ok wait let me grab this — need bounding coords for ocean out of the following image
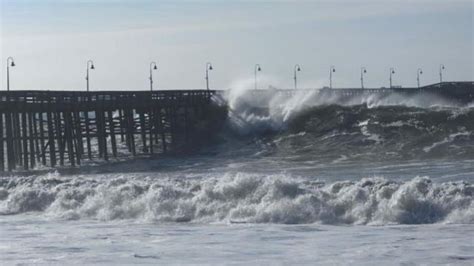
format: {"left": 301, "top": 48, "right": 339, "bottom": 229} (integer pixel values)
{"left": 1, "top": 88, "right": 473, "bottom": 265}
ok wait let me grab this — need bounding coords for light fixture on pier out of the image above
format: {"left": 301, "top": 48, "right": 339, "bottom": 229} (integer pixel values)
{"left": 6, "top": 57, "right": 15, "bottom": 91}
{"left": 417, "top": 68, "right": 423, "bottom": 88}
{"left": 206, "top": 62, "right": 213, "bottom": 91}
{"left": 255, "top": 64, "right": 262, "bottom": 90}
{"left": 360, "top": 67, "right": 367, "bottom": 89}
{"left": 86, "top": 60, "right": 95, "bottom": 92}
{"left": 150, "top": 61, "right": 158, "bottom": 91}
{"left": 389, "top": 67, "right": 396, "bottom": 88}
{"left": 439, "top": 64, "right": 445, "bottom": 83}
{"left": 294, "top": 64, "right": 301, "bottom": 89}
{"left": 329, "top": 66, "right": 336, "bottom": 89}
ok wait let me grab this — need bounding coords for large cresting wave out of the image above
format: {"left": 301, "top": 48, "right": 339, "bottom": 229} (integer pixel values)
{"left": 222, "top": 84, "right": 474, "bottom": 161}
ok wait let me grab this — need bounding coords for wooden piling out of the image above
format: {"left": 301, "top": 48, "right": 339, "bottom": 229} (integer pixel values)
{"left": 55, "top": 112, "right": 65, "bottom": 166}
{"left": 139, "top": 111, "right": 147, "bottom": 153}
{"left": 21, "top": 112, "right": 29, "bottom": 170}
{"left": 28, "top": 112, "right": 36, "bottom": 169}
{"left": 108, "top": 110, "right": 117, "bottom": 158}
{"left": 84, "top": 111, "right": 92, "bottom": 160}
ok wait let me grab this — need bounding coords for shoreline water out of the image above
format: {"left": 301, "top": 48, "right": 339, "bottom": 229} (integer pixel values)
{"left": 2, "top": 214, "right": 473, "bottom": 265}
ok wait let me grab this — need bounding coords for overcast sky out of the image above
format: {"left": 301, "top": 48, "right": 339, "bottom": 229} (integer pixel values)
{"left": 0, "top": 0, "right": 472, "bottom": 90}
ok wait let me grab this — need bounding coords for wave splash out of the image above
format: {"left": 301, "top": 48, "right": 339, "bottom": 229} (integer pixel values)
{"left": 224, "top": 82, "right": 470, "bottom": 135}
{"left": 221, "top": 83, "right": 474, "bottom": 161}
{"left": 1, "top": 173, "right": 472, "bottom": 225}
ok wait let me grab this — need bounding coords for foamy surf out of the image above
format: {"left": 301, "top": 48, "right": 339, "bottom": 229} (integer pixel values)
{"left": 1, "top": 172, "right": 472, "bottom": 225}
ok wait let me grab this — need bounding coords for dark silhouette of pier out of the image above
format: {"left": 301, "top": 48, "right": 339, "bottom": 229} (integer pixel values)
{"left": 0, "top": 81, "right": 472, "bottom": 172}
{"left": 0, "top": 90, "right": 224, "bottom": 172}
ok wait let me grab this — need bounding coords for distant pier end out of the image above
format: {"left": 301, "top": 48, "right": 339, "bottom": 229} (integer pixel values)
{"left": 250, "top": 82, "right": 474, "bottom": 105}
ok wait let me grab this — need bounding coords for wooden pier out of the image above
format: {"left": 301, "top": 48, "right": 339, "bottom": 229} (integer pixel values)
{"left": 1, "top": 82, "right": 471, "bottom": 172}
{"left": 0, "top": 90, "right": 224, "bottom": 172}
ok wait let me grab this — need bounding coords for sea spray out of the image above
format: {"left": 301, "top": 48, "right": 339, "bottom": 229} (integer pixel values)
{"left": 223, "top": 79, "right": 468, "bottom": 138}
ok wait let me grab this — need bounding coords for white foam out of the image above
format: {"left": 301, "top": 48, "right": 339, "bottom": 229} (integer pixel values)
{"left": 423, "top": 132, "right": 471, "bottom": 153}
{"left": 1, "top": 173, "right": 472, "bottom": 225}
{"left": 223, "top": 80, "right": 469, "bottom": 136}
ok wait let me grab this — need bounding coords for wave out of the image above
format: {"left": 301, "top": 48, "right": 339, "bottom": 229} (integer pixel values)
{"left": 221, "top": 86, "right": 474, "bottom": 161}
{"left": 1, "top": 172, "right": 472, "bottom": 225}
{"left": 224, "top": 84, "right": 471, "bottom": 132}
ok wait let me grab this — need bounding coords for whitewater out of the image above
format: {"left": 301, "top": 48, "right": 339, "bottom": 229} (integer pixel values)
{"left": 1, "top": 84, "right": 473, "bottom": 265}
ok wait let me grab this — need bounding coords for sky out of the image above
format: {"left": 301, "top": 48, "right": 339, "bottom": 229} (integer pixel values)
{"left": 0, "top": 0, "right": 473, "bottom": 91}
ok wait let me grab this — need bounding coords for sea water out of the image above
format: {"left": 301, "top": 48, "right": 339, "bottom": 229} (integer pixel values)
{"left": 1, "top": 89, "right": 473, "bottom": 265}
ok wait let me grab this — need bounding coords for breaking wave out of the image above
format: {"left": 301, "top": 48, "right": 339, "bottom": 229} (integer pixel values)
{"left": 222, "top": 87, "right": 474, "bottom": 161}
{"left": 1, "top": 173, "right": 472, "bottom": 225}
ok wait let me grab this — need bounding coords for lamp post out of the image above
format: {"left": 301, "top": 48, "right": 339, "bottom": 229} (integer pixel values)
{"left": 439, "top": 64, "right": 445, "bottom": 83}
{"left": 254, "top": 64, "right": 262, "bottom": 90}
{"left": 389, "top": 67, "right": 395, "bottom": 88}
{"left": 293, "top": 64, "right": 301, "bottom": 89}
{"left": 417, "top": 68, "right": 423, "bottom": 88}
{"left": 149, "top": 61, "right": 158, "bottom": 91}
{"left": 329, "top": 66, "right": 336, "bottom": 89}
{"left": 205, "top": 62, "right": 213, "bottom": 91}
{"left": 86, "top": 60, "right": 95, "bottom": 92}
{"left": 360, "top": 67, "right": 367, "bottom": 89}
{"left": 6, "top": 57, "right": 15, "bottom": 91}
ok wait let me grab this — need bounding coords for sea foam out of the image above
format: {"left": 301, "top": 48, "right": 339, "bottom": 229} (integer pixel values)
{"left": 1, "top": 173, "right": 472, "bottom": 225}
